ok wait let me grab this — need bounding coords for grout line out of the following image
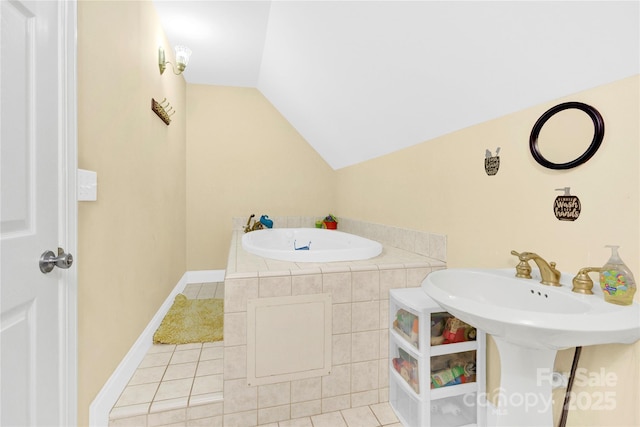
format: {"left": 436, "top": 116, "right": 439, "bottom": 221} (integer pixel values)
{"left": 188, "top": 344, "right": 204, "bottom": 406}
{"left": 338, "top": 409, "right": 348, "bottom": 427}
{"left": 147, "top": 366, "right": 166, "bottom": 412}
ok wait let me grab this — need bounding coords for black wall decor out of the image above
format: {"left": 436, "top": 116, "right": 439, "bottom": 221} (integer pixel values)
{"left": 554, "top": 187, "right": 581, "bottom": 221}
{"left": 530, "top": 102, "right": 604, "bottom": 170}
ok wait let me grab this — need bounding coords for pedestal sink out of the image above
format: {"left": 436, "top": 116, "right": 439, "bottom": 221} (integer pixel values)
{"left": 422, "top": 268, "right": 640, "bottom": 427}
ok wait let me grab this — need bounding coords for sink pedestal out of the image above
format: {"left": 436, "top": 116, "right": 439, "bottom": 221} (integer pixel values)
{"left": 492, "top": 337, "right": 557, "bottom": 427}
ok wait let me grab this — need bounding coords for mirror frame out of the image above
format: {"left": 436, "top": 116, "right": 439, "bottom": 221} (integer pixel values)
{"left": 529, "top": 101, "right": 605, "bottom": 170}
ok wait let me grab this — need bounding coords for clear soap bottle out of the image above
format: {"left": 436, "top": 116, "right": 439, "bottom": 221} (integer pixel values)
{"left": 599, "top": 245, "right": 637, "bottom": 305}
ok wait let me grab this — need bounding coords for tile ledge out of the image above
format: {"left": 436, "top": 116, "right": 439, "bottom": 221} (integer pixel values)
{"left": 225, "top": 271, "right": 259, "bottom": 279}
{"left": 189, "top": 392, "right": 224, "bottom": 407}
{"left": 109, "top": 403, "right": 150, "bottom": 420}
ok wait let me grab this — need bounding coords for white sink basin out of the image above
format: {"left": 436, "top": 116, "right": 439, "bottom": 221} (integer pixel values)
{"left": 422, "top": 268, "right": 640, "bottom": 350}
{"left": 423, "top": 268, "right": 640, "bottom": 426}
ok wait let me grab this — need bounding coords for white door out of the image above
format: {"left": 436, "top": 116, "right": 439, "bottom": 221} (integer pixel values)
{"left": 1, "top": 0, "right": 77, "bottom": 425}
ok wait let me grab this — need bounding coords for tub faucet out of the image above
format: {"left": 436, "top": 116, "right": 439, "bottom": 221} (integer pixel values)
{"left": 511, "top": 250, "right": 561, "bottom": 286}
{"left": 244, "top": 214, "right": 263, "bottom": 233}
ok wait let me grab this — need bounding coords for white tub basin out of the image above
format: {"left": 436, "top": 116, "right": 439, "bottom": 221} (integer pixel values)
{"left": 241, "top": 228, "right": 382, "bottom": 262}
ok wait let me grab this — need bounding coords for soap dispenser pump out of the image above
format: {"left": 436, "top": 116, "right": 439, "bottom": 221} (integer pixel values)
{"left": 599, "top": 245, "right": 636, "bottom": 305}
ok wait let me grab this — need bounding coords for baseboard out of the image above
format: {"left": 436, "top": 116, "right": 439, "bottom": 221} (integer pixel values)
{"left": 184, "top": 269, "right": 226, "bottom": 284}
{"left": 88, "top": 270, "right": 225, "bottom": 427}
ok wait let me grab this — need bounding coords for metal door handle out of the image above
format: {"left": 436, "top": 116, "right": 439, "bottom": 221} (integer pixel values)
{"left": 39, "top": 247, "right": 73, "bottom": 274}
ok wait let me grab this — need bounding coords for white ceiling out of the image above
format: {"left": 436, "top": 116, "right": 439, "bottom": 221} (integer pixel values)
{"left": 153, "top": 1, "right": 639, "bottom": 170}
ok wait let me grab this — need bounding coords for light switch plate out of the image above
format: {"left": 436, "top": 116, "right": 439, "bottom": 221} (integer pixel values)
{"left": 78, "top": 169, "right": 97, "bottom": 201}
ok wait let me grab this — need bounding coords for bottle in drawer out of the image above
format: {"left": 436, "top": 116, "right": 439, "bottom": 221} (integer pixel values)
{"left": 430, "top": 351, "right": 476, "bottom": 389}
{"left": 431, "top": 312, "right": 476, "bottom": 346}
{"left": 392, "top": 346, "right": 420, "bottom": 394}
{"left": 431, "top": 393, "right": 478, "bottom": 426}
{"left": 393, "top": 308, "right": 419, "bottom": 348}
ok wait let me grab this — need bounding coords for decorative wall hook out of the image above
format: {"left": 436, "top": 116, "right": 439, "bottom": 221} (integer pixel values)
{"left": 151, "top": 97, "right": 173, "bottom": 125}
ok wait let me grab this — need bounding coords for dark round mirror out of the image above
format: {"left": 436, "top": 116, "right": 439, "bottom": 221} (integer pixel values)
{"left": 529, "top": 102, "right": 604, "bottom": 170}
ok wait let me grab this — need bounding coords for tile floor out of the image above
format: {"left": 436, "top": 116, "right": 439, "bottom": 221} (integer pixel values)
{"left": 109, "top": 282, "right": 402, "bottom": 427}
{"left": 109, "top": 283, "right": 225, "bottom": 426}
{"left": 262, "top": 404, "right": 402, "bottom": 427}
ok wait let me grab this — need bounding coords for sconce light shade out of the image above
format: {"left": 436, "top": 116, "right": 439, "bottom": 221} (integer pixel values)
{"left": 174, "top": 45, "right": 192, "bottom": 72}
{"left": 159, "top": 45, "right": 192, "bottom": 75}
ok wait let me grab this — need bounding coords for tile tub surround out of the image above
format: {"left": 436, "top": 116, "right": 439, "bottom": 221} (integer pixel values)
{"left": 224, "top": 219, "right": 446, "bottom": 426}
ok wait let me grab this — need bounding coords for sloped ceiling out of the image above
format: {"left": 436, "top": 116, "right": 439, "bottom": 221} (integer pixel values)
{"left": 154, "top": 1, "right": 639, "bottom": 170}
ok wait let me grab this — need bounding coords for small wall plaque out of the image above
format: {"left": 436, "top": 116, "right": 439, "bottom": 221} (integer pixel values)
{"left": 485, "top": 147, "right": 501, "bottom": 176}
{"left": 554, "top": 187, "right": 581, "bottom": 221}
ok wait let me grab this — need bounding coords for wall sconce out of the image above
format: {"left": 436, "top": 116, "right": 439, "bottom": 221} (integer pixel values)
{"left": 158, "top": 45, "right": 192, "bottom": 75}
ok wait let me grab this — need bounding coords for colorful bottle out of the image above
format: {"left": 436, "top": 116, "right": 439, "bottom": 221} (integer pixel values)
{"left": 410, "top": 318, "right": 419, "bottom": 346}
{"left": 599, "top": 245, "right": 636, "bottom": 306}
{"left": 431, "top": 365, "right": 465, "bottom": 388}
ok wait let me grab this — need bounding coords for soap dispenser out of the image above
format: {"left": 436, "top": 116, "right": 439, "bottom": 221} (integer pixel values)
{"left": 599, "top": 245, "right": 636, "bottom": 305}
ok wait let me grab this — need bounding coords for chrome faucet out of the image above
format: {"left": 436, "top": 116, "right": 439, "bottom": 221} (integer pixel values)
{"left": 244, "top": 214, "right": 263, "bottom": 233}
{"left": 511, "top": 250, "right": 561, "bottom": 286}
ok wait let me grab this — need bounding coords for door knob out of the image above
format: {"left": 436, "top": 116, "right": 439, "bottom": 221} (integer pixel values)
{"left": 39, "top": 247, "right": 73, "bottom": 274}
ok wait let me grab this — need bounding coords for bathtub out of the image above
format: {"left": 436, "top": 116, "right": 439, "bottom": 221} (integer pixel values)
{"left": 241, "top": 228, "right": 383, "bottom": 262}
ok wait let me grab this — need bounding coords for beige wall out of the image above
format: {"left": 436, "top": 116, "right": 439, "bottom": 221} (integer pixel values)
{"left": 335, "top": 76, "right": 640, "bottom": 426}
{"left": 186, "top": 85, "right": 335, "bottom": 270}
{"left": 76, "top": 1, "right": 638, "bottom": 423}
{"left": 77, "top": 1, "right": 187, "bottom": 424}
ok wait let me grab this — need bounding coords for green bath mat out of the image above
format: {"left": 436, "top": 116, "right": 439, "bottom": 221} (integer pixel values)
{"left": 153, "top": 294, "right": 224, "bottom": 344}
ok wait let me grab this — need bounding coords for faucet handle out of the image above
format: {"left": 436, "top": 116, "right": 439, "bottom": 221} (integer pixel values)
{"left": 511, "top": 250, "right": 539, "bottom": 260}
{"left": 511, "top": 250, "right": 525, "bottom": 260}
{"left": 511, "top": 250, "right": 532, "bottom": 279}
{"left": 572, "top": 267, "right": 602, "bottom": 295}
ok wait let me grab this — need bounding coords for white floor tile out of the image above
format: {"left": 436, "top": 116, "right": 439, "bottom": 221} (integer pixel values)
{"left": 147, "top": 344, "right": 176, "bottom": 354}
{"left": 341, "top": 406, "right": 380, "bottom": 427}
{"left": 170, "top": 348, "right": 201, "bottom": 364}
{"left": 115, "top": 383, "right": 159, "bottom": 407}
{"left": 310, "top": 411, "right": 347, "bottom": 427}
{"left": 200, "top": 345, "right": 224, "bottom": 361}
{"left": 278, "top": 417, "right": 313, "bottom": 427}
{"left": 154, "top": 378, "right": 194, "bottom": 401}
{"left": 192, "top": 374, "right": 223, "bottom": 395}
{"left": 369, "top": 402, "right": 398, "bottom": 425}
{"left": 163, "top": 362, "right": 197, "bottom": 381}
{"left": 129, "top": 366, "right": 167, "bottom": 386}
{"left": 196, "top": 358, "right": 223, "bottom": 376}
{"left": 139, "top": 352, "right": 173, "bottom": 369}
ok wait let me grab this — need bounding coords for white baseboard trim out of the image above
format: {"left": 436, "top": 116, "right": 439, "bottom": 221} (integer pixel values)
{"left": 184, "top": 269, "right": 226, "bottom": 284}
{"left": 89, "top": 270, "right": 225, "bottom": 427}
